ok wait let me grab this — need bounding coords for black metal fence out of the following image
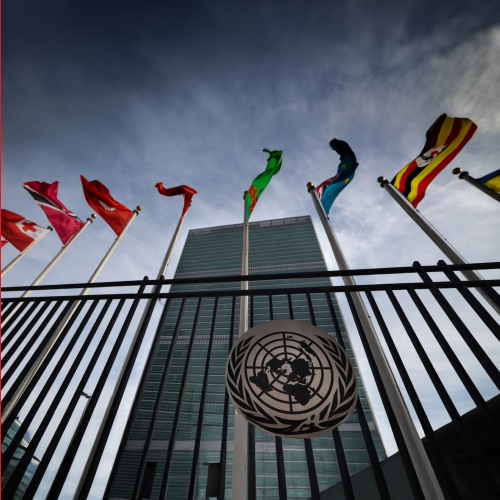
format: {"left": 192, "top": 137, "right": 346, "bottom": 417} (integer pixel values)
{"left": 1, "top": 260, "right": 500, "bottom": 500}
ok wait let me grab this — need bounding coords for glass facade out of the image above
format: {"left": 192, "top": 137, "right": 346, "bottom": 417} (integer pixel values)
{"left": 107, "top": 215, "right": 386, "bottom": 500}
{"left": 1, "top": 416, "right": 40, "bottom": 499}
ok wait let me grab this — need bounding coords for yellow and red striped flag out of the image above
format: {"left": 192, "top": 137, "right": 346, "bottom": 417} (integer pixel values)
{"left": 392, "top": 114, "right": 477, "bottom": 207}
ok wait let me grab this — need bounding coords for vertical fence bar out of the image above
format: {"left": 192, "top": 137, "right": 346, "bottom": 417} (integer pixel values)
{"left": 287, "top": 290, "right": 294, "bottom": 320}
{"left": 74, "top": 278, "right": 166, "bottom": 500}
{"left": 345, "top": 292, "right": 425, "bottom": 500}
{"left": 437, "top": 261, "right": 500, "bottom": 339}
{"left": 102, "top": 297, "right": 173, "bottom": 500}
{"left": 1, "top": 300, "right": 67, "bottom": 390}
{"left": 386, "top": 289, "right": 500, "bottom": 495}
{"left": 303, "top": 290, "right": 324, "bottom": 500}
{"left": 1, "top": 300, "right": 31, "bottom": 335}
{"left": 247, "top": 291, "right": 256, "bottom": 500}
{"left": 275, "top": 436, "right": 288, "bottom": 500}
{"left": 250, "top": 292, "right": 254, "bottom": 328}
{"left": 46, "top": 278, "right": 150, "bottom": 500}
{"left": 413, "top": 262, "right": 500, "bottom": 390}
{"left": 365, "top": 290, "right": 462, "bottom": 500}
{"left": 304, "top": 438, "right": 320, "bottom": 500}
{"left": 187, "top": 295, "right": 219, "bottom": 500}
{"left": 247, "top": 423, "right": 257, "bottom": 500}
{"left": 407, "top": 286, "right": 500, "bottom": 441}
{"left": 132, "top": 296, "right": 188, "bottom": 500}
{"left": 0, "top": 301, "right": 38, "bottom": 348}
{"left": 1, "top": 300, "right": 100, "bottom": 475}
{"left": 1, "top": 297, "right": 109, "bottom": 496}
{"left": 1, "top": 302, "right": 17, "bottom": 324}
{"left": 331, "top": 429, "right": 355, "bottom": 500}
{"left": 2, "top": 299, "right": 80, "bottom": 426}
{"left": 332, "top": 292, "right": 391, "bottom": 500}
{"left": 2, "top": 301, "right": 51, "bottom": 363}
{"left": 324, "top": 292, "right": 357, "bottom": 500}
{"left": 218, "top": 294, "right": 237, "bottom": 500}
{"left": 22, "top": 299, "right": 125, "bottom": 500}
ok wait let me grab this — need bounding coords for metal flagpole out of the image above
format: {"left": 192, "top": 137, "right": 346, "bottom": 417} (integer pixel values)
{"left": 1, "top": 216, "right": 96, "bottom": 328}
{"left": 72, "top": 205, "right": 189, "bottom": 500}
{"left": 306, "top": 182, "right": 445, "bottom": 500}
{"left": 1, "top": 226, "right": 53, "bottom": 278}
{"left": 1, "top": 216, "right": 96, "bottom": 425}
{"left": 452, "top": 168, "right": 500, "bottom": 204}
{"left": 232, "top": 191, "right": 249, "bottom": 500}
{"left": 377, "top": 177, "right": 500, "bottom": 315}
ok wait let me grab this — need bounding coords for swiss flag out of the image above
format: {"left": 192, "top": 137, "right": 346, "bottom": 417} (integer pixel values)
{"left": 1, "top": 209, "right": 50, "bottom": 252}
{"left": 81, "top": 176, "right": 135, "bottom": 236}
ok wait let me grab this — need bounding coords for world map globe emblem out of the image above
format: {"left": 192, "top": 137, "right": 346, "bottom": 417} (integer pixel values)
{"left": 226, "top": 319, "right": 358, "bottom": 438}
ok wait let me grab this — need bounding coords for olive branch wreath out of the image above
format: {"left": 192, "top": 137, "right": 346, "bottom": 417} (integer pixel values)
{"left": 226, "top": 333, "right": 358, "bottom": 436}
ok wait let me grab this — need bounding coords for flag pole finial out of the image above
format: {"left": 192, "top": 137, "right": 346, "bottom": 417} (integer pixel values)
{"left": 243, "top": 190, "right": 248, "bottom": 199}
{"left": 306, "top": 182, "right": 315, "bottom": 192}
{"left": 377, "top": 176, "right": 388, "bottom": 186}
{"left": 452, "top": 168, "right": 462, "bottom": 175}
{"left": 136, "top": 206, "right": 142, "bottom": 211}
{"left": 90, "top": 213, "right": 97, "bottom": 219}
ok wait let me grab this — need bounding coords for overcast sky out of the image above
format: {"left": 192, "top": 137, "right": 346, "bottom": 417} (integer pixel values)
{"left": 2, "top": 0, "right": 500, "bottom": 498}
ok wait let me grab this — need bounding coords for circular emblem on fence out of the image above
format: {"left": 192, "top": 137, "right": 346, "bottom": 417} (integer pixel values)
{"left": 226, "top": 319, "right": 358, "bottom": 438}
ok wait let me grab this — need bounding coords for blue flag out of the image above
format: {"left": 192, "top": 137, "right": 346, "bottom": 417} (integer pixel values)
{"left": 316, "top": 139, "right": 358, "bottom": 214}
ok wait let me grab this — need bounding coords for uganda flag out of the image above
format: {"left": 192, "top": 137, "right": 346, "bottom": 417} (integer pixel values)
{"left": 392, "top": 114, "right": 477, "bottom": 207}
{"left": 246, "top": 149, "right": 283, "bottom": 220}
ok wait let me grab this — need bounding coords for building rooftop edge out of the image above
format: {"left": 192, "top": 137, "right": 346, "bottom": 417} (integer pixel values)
{"left": 187, "top": 215, "right": 313, "bottom": 236}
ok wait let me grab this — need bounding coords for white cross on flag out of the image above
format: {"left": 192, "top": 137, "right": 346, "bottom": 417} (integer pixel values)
{"left": 1, "top": 209, "right": 50, "bottom": 252}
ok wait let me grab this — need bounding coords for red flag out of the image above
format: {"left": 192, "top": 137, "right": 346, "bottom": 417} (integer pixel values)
{"left": 2, "top": 239, "right": 9, "bottom": 248}
{"left": 155, "top": 184, "right": 197, "bottom": 219}
{"left": 22, "top": 181, "right": 84, "bottom": 245}
{"left": 81, "top": 176, "right": 134, "bottom": 236}
{"left": 1, "top": 209, "right": 50, "bottom": 252}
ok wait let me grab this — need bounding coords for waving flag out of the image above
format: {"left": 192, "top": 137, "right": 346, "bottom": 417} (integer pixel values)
{"left": 81, "top": 176, "right": 134, "bottom": 236}
{"left": 477, "top": 168, "right": 500, "bottom": 194}
{"left": 317, "top": 139, "right": 358, "bottom": 214}
{"left": 1, "top": 209, "right": 50, "bottom": 252}
{"left": 245, "top": 149, "right": 283, "bottom": 220}
{"left": 22, "top": 181, "right": 84, "bottom": 245}
{"left": 155, "top": 184, "right": 198, "bottom": 220}
{"left": 392, "top": 114, "right": 477, "bottom": 207}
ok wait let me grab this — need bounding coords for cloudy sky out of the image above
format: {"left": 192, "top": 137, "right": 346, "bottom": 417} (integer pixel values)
{"left": 2, "top": 0, "right": 500, "bottom": 497}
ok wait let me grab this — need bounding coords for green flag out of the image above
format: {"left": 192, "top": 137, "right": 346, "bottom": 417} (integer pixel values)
{"left": 246, "top": 149, "right": 283, "bottom": 219}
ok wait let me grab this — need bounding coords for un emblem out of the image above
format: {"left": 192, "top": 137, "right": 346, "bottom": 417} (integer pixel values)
{"left": 226, "top": 319, "right": 358, "bottom": 438}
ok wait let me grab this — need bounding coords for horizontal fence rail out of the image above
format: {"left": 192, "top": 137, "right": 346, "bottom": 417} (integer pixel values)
{"left": 1, "top": 261, "right": 499, "bottom": 500}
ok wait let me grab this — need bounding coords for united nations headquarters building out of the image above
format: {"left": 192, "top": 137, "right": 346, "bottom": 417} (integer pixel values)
{"left": 105, "top": 216, "right": 387, "bottom": 500}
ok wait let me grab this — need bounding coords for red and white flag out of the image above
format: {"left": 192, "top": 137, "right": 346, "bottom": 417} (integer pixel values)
{"left": 1, "top": 209, "right": 50, "bottom": 252}
{"left": 155, "top": 184, "right": 197, "bottom": 220}
{"left": 22, "top": 181, "right": 84, "bottom": 245}
{"left": 81, "top": 176, "right": 134, "bottom": 236}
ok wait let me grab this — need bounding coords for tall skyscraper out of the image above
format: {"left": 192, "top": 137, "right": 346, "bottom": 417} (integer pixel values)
{"left": 107, "top": 215, "right": 386, "bottom": 500}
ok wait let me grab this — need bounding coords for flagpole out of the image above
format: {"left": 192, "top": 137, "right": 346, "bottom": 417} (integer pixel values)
{"left": 1, "top": 216, "right": 96, "bottom": 328}
{"left": 72, "top": 204, "right": 189, "bottom": 500}
{"left": 232, "top": 191, "right": 249, "bottom": 500}
{"left": 452, "top": 168, "right": 500, "bottom": 203}
{"left": 21, "top": 207, "right": 142, "bottom": 352}
{"left": 1, "top": 226, "right": 53, "bottom": 278}
{"left": 1, "top": 215, "right": 96, "bottom": 425}
{"left": 307, "top": 182, "right": 445, "bottom": 500}
{"left": 377, "top": 177, "right": 500, "bottom": 315}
